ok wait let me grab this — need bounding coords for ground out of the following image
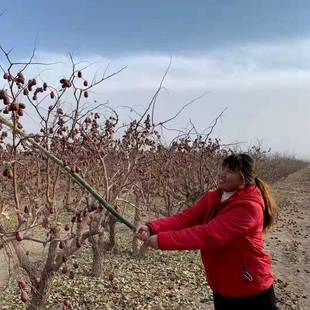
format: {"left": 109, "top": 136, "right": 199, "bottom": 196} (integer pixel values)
{"left": 265, "top": 166, "right": 310, "bottom": 310}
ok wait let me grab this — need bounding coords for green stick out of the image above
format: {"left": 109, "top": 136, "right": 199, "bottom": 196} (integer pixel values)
{"left": 0, "top": 115, "right": 136, "bottom": 232}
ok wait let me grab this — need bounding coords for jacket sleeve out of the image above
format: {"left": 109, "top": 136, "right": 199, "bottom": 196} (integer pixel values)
{"left": 146, "top": 192, "right": 209, "bottom": 234}
{"left": 157, "top": 200, "right": 263, "bottom": 251}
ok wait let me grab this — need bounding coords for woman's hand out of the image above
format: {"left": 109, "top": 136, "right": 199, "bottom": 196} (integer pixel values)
{"left": 136, "top": 224, "right": 151, "bottom": 242}
{"left": 136, "top": 224, "right": 158, "bottom": 249}
{"left": 147, "top": 235, "right": 158, "bottom": 249}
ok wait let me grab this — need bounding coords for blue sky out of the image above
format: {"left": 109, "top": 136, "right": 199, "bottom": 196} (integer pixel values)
{"left": 2, "top": 0, "right": 310, "bottom": 56}
{"left": 1, "top": 1, "right": 310, "bottom": 159}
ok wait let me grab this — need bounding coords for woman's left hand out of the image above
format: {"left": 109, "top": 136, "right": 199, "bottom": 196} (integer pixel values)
{"left": 147, "top": 235, "right": 158, "bottom": 249}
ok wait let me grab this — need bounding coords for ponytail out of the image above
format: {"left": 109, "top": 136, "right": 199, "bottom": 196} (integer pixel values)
{"left": 254, "top": 177, "right": 278, "bottom": 232}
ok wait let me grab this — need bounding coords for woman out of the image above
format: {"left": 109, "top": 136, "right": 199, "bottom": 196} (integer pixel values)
{"left": 136, "top": 153, "right": 278, "bottom": 310}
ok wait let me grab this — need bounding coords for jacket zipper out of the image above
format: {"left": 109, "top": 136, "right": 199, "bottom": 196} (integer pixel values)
{"left": 240, "top": 256, "right": 253, "bottom": 282}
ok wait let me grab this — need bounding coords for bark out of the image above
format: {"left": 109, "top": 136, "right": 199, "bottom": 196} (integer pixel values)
{"left": 28, "top": 231, "right": 59, "bottom": 310}
{"left": 27, "top": 271, "right": 54, "bottom": 310}
{"left": 137, "top": 242, "right": 148, "bottom": 259}
{"left": 91, "top": 246, "right": 105, "bottom": 278}
{"left": 36, "top": 161, "right": 41, "bottom": 195}
{"left": 63, "top": 176, "right": 73, "bottom": 211}
{"left": 11, "top": 240, "right": 54, "bottom": 310}
{"left": 166, "top": 193, "right": 171, "bottom": 216}
{"left": 104, "top": 216, "right": 117, "bottom": 251}
{"left": 89, "top": 235, "right": 105, "bottom": 278}
{"left": 132, "top": 196, "right": 140, "bottom": 256}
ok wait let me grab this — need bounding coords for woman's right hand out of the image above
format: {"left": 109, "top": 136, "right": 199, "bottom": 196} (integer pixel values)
{"left": 136, "top": 224, "right": 151, "bottom": 242}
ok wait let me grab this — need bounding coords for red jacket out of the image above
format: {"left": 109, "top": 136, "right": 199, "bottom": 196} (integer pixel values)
{"left": 147, "top": 185, "right": 274, "bottom": 297}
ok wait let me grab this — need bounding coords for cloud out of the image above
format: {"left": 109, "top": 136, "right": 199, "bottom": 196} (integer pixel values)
{"left": 1, "top": 37, "right": 310, "bottom": 159}
{"left": 10, "top": 36, "right": 310, "bottom": 92}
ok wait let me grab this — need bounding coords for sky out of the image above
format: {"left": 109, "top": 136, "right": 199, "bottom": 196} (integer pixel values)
{"left": 1, "top": 0, "right": 310, "bottom": 159}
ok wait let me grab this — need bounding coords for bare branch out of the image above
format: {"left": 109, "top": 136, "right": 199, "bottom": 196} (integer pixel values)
{"left": 157, "top": 91, "right": 208, "bottom": 126}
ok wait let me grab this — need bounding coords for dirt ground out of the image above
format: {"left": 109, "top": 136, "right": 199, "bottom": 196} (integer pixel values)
{"left": 264, "top": 165, "right": 310, "bottom": 309}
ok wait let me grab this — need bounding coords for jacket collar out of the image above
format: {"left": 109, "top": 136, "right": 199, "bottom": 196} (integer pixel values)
{"left": 214, "top": 184, "right": 259, "bottom": 205}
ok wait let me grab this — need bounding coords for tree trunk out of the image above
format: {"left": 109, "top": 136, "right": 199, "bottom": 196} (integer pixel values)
{"left": 137, "top": 242, "right": 148, "bottom": 259}
{"left": 104, "top": 216, "right": 116, "bottom": 251}
{"left": 11, "top": 240, "right": 55, "bottom": 310}
{"left": 132, "top": 197, "right": 140, "bottom": 256}
{"left": 27, "top": 272, "right": 53, "bottom": 310}
{"left": 36, "top": 161, "right": 41, "bottom": 195}
{"left": 90, "top": 236, "right": 105, "bottom": 278}
{"left": 91, "top": 249, "right": 104, "bottom": 278}
{"left": 166, "top": 193, "right": 171, "bottom": 216}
